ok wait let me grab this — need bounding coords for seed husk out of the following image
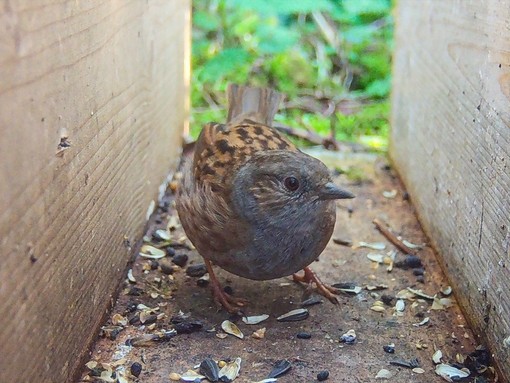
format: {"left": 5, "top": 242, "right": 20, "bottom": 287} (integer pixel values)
{"left": 332, "top": 282, "right": 362, "bottom": 294}
{"left": 367, "top": 253, "right": 385, "bottom": 263}
{"left": 358, "top": 241, "right": 387, "bottom": 250}
{"left": 413, "top": 317, "right": 430, "bottom": 327}
{"left": 153, "top": 229, "right": 171, "bottom": 241}
{"left": 407, "top": 287, "right": 435, "bottom": 300}
{"left": 242, "top": 314, "right": 269, "bottom": 325}
{"left": 199, "top": 357, "right": 220, "bottom": 382}
{"left": 370, "top": 305, "right": 385, "bottom": 312}
{"left": 435, "top": 363, "right": 470, "bottom": 381}
{"left": 219, "top": 357, "right": 242, "bottom": 381}
{"left": 441, "top": 286, "right": 452, "bottom": 296}
{"left": 395, "top": 299, "right": 405, "bottom": 312}
{"left": 277, "top": 308, "right": 309, "bottom": 322}
{"left": 267, "top": 359, "right": 291, "bottom": 379}
{"left": 221, "top": 320, "right": 244, "bottom": 339}
{"left": 432, "top": 350, "right": 443, "bottom": 364}
{"left": 180, "top": 370, "right": 206, "bottom": 382}
{"left": 251, "top": 327, "right": 266, "bottom": 339}
{"left": 340, "top": 329, "right": 356, "bottom": 344}
{"left": 169, "top": 372, "right": 181, "bottom": 381}
{"left": 139, "top": 245, "right": 166, "bottom": 259}
{"left": 375, "top": 369, "right": 393, "bottom": 379}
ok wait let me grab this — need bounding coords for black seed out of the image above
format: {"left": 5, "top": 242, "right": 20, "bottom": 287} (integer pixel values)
{"left": 268, "top": 359, "right": 291, "bottom": 378}
{"left": 197, "top": 278, "right": 209, "bottom": 287}
{"left": 383, "top": 344, "right": 395, "bottom": 353}
{"left": 412, "top": 267, "right": 425, "bottom": 276}
{"left": 301, "top": 296, "right": 323, "bottom": 307}
{"left": 125, "top": 302, "right": 138, "bottom": 313}
{"left": 186, "top": 263, "right": 207, "bottom": 277}
{"left": 127, "top": 287, "right": 143, "bottom": 296}
{"left": 160, "top": 259, "right": 174, "bottom": 275}
{"left": 199, "top": 357, "right": 219, "bottom": 382}
{"left": 165, "top": 246, "right": 176, "bottom": 257}
{"left": 402, "top": 191, "right": 410, "bottom": 200}
{"left": 172, "top": 253, "right": 189, "bottom": 267}
{"left": 317, "top": 370, "right": 329, "bottom": 381}
{"left": 296, "top": 332, "right": 312, "bottom": 339}
{"left": 150, "top": 260, "right": 159, "bottom": 270}
{"left": 416, "top": 275, "right": 425, "bottom": 283}
{"left": 395, "top": 254, "right": 422, "bottom": 270}
{"left": 173, "top": 320, "right": 203, "bottom": 334}
{"left": 130, "top": 362, "right": 142, "bottom": 377}
{"left": 390, "top": 358, "right": 420, "bottom": 369}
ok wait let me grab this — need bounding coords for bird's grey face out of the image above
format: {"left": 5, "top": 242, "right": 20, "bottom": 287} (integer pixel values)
{"left": 232, "top": 150, "right": 353, "bottom": 223}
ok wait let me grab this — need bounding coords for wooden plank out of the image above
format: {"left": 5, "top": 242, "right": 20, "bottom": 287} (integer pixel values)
{"left": 0, "top": 1, "right": 190, "bottom": 382}
{"left": 391, "top": 0, "right": 510, "bottom": 378}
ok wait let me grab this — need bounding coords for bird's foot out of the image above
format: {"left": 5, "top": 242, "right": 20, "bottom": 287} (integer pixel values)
{"left": 293, "top": 266, "right": 339, "bottom": 304}
{"left": 205, "top": 260, "right": 248, "bottom": 313}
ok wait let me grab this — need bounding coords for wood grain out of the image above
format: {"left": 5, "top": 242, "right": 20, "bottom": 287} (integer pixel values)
{"left": 391, "top": 0, "right": 510, "bottom": 378}
{"left": 0, "top": 1, "right": 190, "bottom": 382}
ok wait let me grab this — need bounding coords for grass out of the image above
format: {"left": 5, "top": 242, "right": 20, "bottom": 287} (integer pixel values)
{"left": 191, "top": 0, "right": 393, "bottom": 151}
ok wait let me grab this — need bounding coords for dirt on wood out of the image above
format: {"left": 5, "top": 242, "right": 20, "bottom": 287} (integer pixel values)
{"left": 78, "top": 150, "right": 496, "bottom": 383}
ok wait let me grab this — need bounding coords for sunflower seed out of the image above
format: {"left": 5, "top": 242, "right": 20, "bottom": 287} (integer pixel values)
{"left": 199, "top": 357, "right": 219, "bottom": 382}
{"left": 267, "top": 359, "right": 291, "bottom": 378}
{"left": 277, "top": 308, "right": 309, "bottom": 322}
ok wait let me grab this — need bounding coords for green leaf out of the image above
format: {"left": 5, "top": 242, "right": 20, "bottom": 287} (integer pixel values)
{"left": 199, "top": 48, "right": 251, "bottom": 82}
{"left": 227, "top": 0, "right": 333, "bottom": 14}
{"left": 193, "top": 11, "right": 220, "bottom": 32}
{"left": 364, "top": 77, "right": 392, "bottom": 98}
{"left": 343, "top": 0, "right": 391, "bottom": 16}
{"left": 256, "top": 25, "right": 299, "bottom": 54}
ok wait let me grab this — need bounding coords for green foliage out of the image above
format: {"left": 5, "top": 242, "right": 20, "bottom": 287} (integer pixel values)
{"left": 191, "top": 0, "right": 393, "bottom": 150}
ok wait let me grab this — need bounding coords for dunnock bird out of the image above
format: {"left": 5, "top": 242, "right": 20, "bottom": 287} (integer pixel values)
{"left": 176, "top": 84, "right": 354, "bottom": 312}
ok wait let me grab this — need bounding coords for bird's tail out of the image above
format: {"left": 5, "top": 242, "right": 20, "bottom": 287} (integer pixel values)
{"left": 226, "top": 84, "right": 283, "bottom": 127}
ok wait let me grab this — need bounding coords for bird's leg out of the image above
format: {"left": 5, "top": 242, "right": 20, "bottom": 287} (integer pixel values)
{"left": 204, "top": 259, "right": 248, "bottom": 313}
{"left": 293, "top": 266, "right": 339, "bottom": 304}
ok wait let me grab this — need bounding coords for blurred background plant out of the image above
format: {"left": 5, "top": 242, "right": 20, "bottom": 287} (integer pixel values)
{"left": 191, "top": 0, "right": 393, "bottom": 151}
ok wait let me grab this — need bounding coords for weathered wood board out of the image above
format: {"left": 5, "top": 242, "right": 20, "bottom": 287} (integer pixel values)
{"left": 391, "top": 0, "right": 510, "bottom": 378}
{"left": 0, "top": 1, "right": 190, "bottom": 382}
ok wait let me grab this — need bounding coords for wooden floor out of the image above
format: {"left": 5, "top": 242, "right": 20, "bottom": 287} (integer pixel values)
{"left": 78, "top": 150, "right": 497, "bottom": 383}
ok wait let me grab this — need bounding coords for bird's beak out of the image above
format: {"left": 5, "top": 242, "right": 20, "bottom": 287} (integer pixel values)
{"left": 319, "top": 182, "right": 355, "bottom": 200}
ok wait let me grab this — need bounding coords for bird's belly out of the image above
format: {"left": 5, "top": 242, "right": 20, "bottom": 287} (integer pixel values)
{"left": 209, "top": 217, "right": 335, "bottom": 280}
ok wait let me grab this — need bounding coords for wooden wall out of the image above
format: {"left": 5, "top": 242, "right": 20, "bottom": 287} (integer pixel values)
{"left": 0, "top": 1, "right": 190, "bottom": 382}
{"left": 391, "top": 0, "right": 510, "bottom": 378}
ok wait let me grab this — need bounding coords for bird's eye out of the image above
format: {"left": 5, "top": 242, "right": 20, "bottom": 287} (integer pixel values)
{"left": 283, "top": 176, "right": 300, "bottom": 191}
